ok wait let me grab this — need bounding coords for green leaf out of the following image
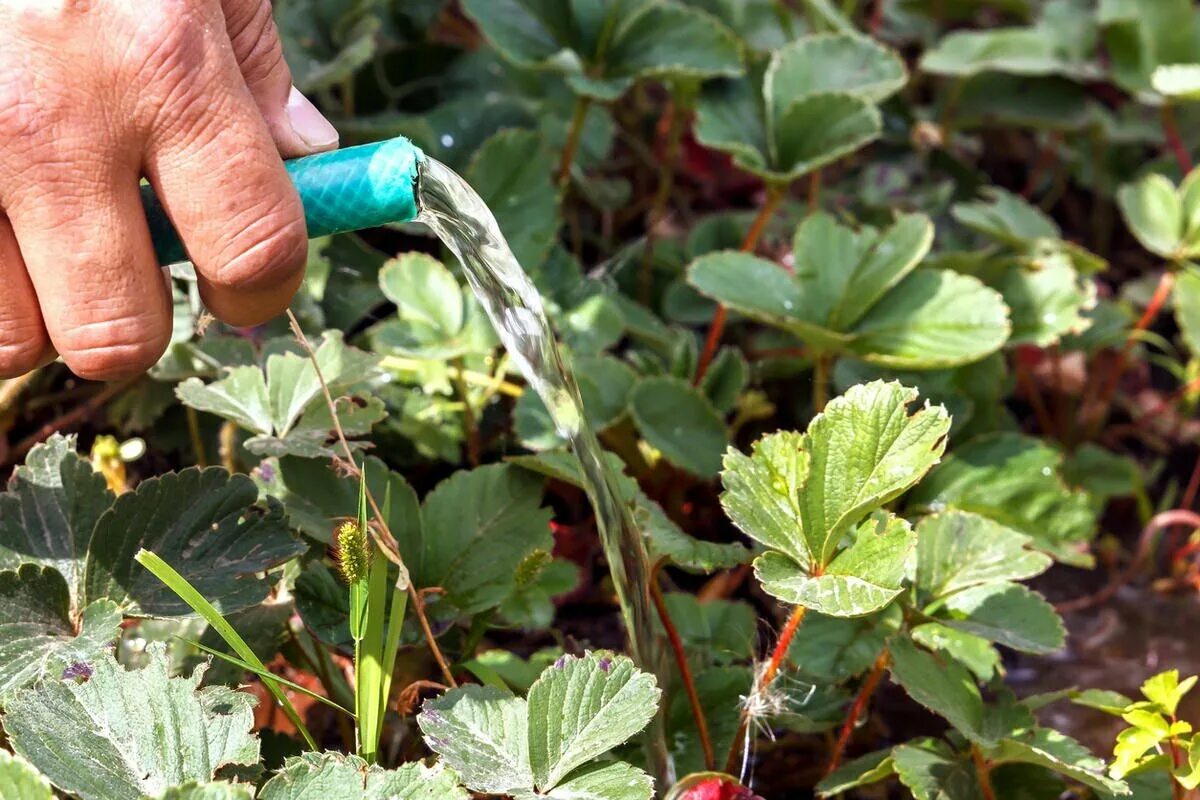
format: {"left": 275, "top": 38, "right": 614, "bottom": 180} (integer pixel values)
{"left": 1141, "top": 670, "right": 1198, "bottom": 715}
{"left": 0, "top": 434, "right": 114, "bottom": 609}
{"left": 911, "top": 624, "right": 1001, "bottom": 682}
{"left": 695, "top": 33, "right": 899, "bottom": 185}
{"left": 527, "top": 652, "right": 661, "bottom": 790}
{"left": 160, "top": 783, "right": 255, "bottom": 800}
{"left": 515, "top": 355, "right": 635, "bottom": 451}
{"left": 772, "top": 93, "right": 883, "bottom": 184}
{"left": 135, "top": 549, "right": 319, "bottom": 749}
{"left": 467, "top": 129, "right": 561, "bottom": 268}
{"left": 259, "top": 752, "right": 468, "bottom": 799}
{"left": 754, "top": 514, "right": 915, "bottom": 616}
{"left": 526, "top": 761, "right": 653, "bottom": 800}
{"left": 915, "top": 511, "right": 1053, "bottom": 600}
{"left": 720, "top": 431, "right": 811, "bottom": 566}
{"left": 688, "top": 250, "right": 1008, "bottom": 368}
{"left": 998, "top": 257, "right": 1096, "bottom": 347}
{"left": 1174, "top": 265, "right": 1200, "bottom": 357}
{"left": 413, "top": 464, "right": 554, "bottom": 620}
{"left": 792, "top": 212, "right": 935, "bottom": 332}
{"left": 767, "top": 34, "right": 907, "bottom": 107}
{"left": 921, "top": 28, "right": 1091, "bottom": 79}
{"left": 630, "top": 376, "right": 727, "bottom": 477}
{"left": 668, "top": 668, "right": 754, "bottom": 776}
{"left": 908, "top": 433, "right": 1098, "bottom": 567}
{"left": 893, "top": 739, "right": 983, "bottom": 800}
{"left": 603, "top": 1, "right": 744, "bottom": 85}
{"left": 992, "top": 729, "right": 1129, "bottom": 795}
{"left": 176, "top": 366, "right": 272, "bottom": 436}
{"left": 0, "top": 750, "right": 53, "bottom": 800}
{"left": 788, "top": 607, "right": 900, "bottom": 683}
{"left": 802, "top": 382, "right": 949, "bottom": 565}
{"left": 276, "top": 1, "right": 380, "bottom": 93}
{"left": 660, "top": 594, "right": 756, "bottom": 664}
{"left": 722, "top": 381, "right": 947, "bottom": 573}
{"left": 6, "top": 644, "right": 260, "bottom": 800}
{"left": 0, "top": 565, "right": 120, "bottom": 696}
{"left": 1117, "top": 172, "right": 1200, "bottom": 261}
{"left": 178, "top": 332, "right": 380, "bottom": 457}
{"left": 1152, "top": 64, "right": 1200, "bottom": 100}
{"left": 509, "top": 451, "right": 749, "bottom": 572}
{"left": 953, "top": 188, "right": 1061, "bottom": 247}
{"left": 417, "top": 685, "right": 532, "bottom": 795}
{"left": 847, "top": 270, "right": 1010, "bottom": 369}
{"left": 942, "top": 582, "right": 1065, "bottom": 654}
{"left": 889, "top": 639, "right": 987, "bottom": 744}
{"left": 817, "top": 749, "right": 896, "bottom": 797}
{"left": 256, "top": 455, "right": 420, "bottom": 544}
{"left": 461, "top": 0, "right": 740, "bottom": 101}
{"left": 380, "top": 253, "right": 465, "bottom": 344}
{"left": 84, "top": 468, "right": 303, "bottom": 616}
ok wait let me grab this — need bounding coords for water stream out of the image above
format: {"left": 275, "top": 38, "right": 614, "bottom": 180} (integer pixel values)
{"left": 414, "top": 156, "right": 672, "bottom": 783}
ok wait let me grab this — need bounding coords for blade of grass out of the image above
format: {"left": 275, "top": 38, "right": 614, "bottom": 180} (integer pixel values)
{"left": 357, "top": 540, "right": 390, "bottom": 763}
{"left": 183, "top": 639, "right": 354, "bottom": 716}
{"left": 134, "top": 548, "right": 317, "bottom": 750}
{"left": 370, "top": 484, "right": 408, "bottom": 763}
{"left": 350, "top": 467, "right": 370, "bottom": 755}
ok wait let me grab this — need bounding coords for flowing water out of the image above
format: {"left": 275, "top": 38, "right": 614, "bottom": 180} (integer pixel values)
{"left": 415, "top": 156, "right": 672, "bottom": 782}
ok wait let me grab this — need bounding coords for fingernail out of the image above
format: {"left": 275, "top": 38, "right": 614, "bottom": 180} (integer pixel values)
{"left": 286, "top": 85, "right": 339, "bottom": 151}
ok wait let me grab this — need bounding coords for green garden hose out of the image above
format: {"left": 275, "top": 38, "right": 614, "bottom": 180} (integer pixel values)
{"left": 141, "top": 136, "right": 425, "bottom": 266}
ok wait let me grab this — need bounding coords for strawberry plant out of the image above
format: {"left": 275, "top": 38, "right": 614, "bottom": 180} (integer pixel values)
{"left": 3, "top": 1, "right": 1200, "bottom": 799}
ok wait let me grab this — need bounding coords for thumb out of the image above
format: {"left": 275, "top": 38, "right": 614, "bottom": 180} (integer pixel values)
{"left": 221, "top": 0, "right": 339, "bottom": 158}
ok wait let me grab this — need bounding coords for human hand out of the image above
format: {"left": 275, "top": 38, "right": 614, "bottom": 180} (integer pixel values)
{"left": 0, "top": 0, "right": 338, "bottom": 380}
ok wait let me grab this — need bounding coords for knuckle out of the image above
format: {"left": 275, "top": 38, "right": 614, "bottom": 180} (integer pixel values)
{"left": 0, "top": 73, "right": 44, "bottom": 144}
{"left": 211, "top": 193, "right": 307, "bottom": 290}
{"left": 0, "top": 327, "right": 48, "bottom": 378}
{"left": 228, "top": 3, "right": 287, "bottom": 88}
{"left": 56, "top": 314, "right": 169, "bottom": 380}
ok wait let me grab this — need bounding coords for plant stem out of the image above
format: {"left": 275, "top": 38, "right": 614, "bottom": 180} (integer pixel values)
{"left": 450, "top": 356, "right": 481, "bottom": 467}
{"left": 695, "top": 186, "right": 786, "bottom": 385}
{"left": 286, "top": 311, "right": 457, "bottom": 688}
{"left": 185, "top": 406, "right": 208, "bottom": 467}
{"left": 813, "top": 354, "right": 831, "bottom": 413}
{"left": 381, "top": 356, "right": 524, "bottom": 397}
{"left": 1014, "top": 354, "right": 1056, "bottom": 439}
{"left": 725, "top": 604, "right": 808, "bottom": 773}
{"left": 1162, "top": 103, "right": 1194, "bottom": 174}
{"left": 972, "top": 745, "right": 997, "bottom": 800}
{"left": 0, "top": 369, "right": 37, "bottom": 415}
{"left": 826, "top": 649, "right": 891, "bottom": 775}
{"left": 808, "top": 170, "right": 822, "bottom": 212}
{"left": 218, "top": 420, "right": 238, "bottom": 473}
{"left": 639, "top": 94, "right": 690, "bottom": 304}
{"left": 11, "top": 378, "right": 134, "bottom": 461}
{"left": 1056, "top": 509, "right": 1200, "bottom": 613}
{"left": 650, "top": 566, "right": 715, "bottom": 770}
{"left": 1084, "top": 270, "right": 1175, "bottom": 436}
{"left": 558, "top": 96, "right": 593, "bottom": 188}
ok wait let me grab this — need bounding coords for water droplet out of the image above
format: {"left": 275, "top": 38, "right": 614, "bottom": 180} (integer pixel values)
{"left": 1041, "top": 466, "right": 1052, "bottom": 476}
{"left": 440, "top": 134, "right": 455, "bottom": 148}
{"left": 783, "top": 300, "right": 794, "bottom": 311}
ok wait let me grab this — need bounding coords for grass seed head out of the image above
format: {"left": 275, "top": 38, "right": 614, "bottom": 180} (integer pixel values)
{"left": 334, "top": 520, "right": 371, "bottom": 584}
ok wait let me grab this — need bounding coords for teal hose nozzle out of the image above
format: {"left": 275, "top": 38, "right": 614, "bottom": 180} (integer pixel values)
{"left": 142, "top": 136, "right": 425, "bottom": 266}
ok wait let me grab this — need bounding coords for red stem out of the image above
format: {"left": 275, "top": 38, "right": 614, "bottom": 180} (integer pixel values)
{"left": 650, "top": 569, "right": 715, "bottom": 770}
{"left": 1057, "top": 509, "right": 1200, "bottom": 613}
{"left": 1163, "top": 104, "right": 1194, "bottom": 174}
{"left": 724, "top": 603, "right": 808, "bottom": 773}
{"left": 826, "top": 650, "right": 891, "bottom": 776}
{"left": 972, "top": 746, "right": 998, "bottom": 800}
{"left": 694, "top": 187, "right": 785, "bottom": 385}
{"left": 1084, "top": 271, "right": 1176, "bottom": 435}
{"left": 1014, "top": 356, "right": 1057, "bottom": 439}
